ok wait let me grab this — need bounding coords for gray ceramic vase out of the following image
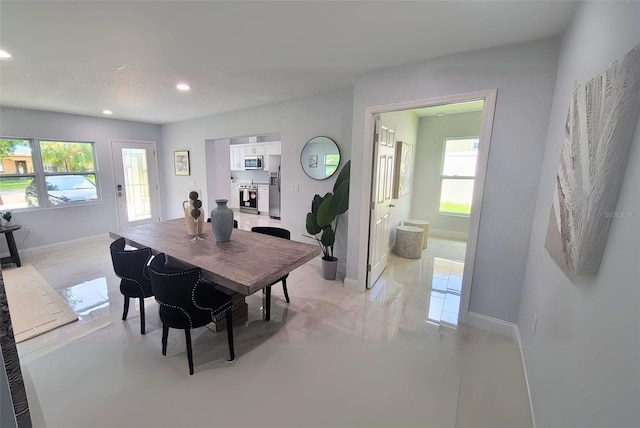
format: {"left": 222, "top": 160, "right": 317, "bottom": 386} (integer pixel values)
{"left": 211, "top": 199, "right": 234, "bottom": 243}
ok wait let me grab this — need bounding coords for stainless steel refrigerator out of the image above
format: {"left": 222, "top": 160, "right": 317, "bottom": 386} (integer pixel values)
{"left": 268, "top": 155, "right": 281, "bottom": 219}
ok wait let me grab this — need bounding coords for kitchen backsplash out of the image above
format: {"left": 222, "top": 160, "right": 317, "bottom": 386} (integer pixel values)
{"left": 231, "top": 170, "right": 269, "bottom": 183}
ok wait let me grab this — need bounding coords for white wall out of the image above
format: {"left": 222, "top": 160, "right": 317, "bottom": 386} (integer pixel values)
{"left": 161, "top": 89, "right": 354, "bottom": 268}
{"left": 348, "top": 38, "right": 559, "bottom": 322}
{"left": 205, "top": 137, "right": 231, "bottom": 214}
{"left": 379, "top": 110, "right": 419, "bottom": 246}
{"left": 414, "top": 111, "right": 482, "bottom": 238}
{"left": 0, "top": 107, "right": 161, "bottom": 250}
{"left": 518, "top": 2, "right": 640, "bottom": 427}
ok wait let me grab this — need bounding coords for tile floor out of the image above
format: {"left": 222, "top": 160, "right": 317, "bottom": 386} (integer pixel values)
{"left": 11, "top": 214, "right": 532, "bottom": 427}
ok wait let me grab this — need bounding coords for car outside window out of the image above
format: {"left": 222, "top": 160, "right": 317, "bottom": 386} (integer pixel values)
{"left": 0, "top": 138, "right": 99, "bottom": 210}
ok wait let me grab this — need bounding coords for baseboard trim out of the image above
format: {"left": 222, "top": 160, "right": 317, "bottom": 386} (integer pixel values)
{"left": 428, "top": 229, "right": 468, "bottom": 241}
{"left": 465, "top": 311, "right": 518, "bottom": 338}
{"left": 19, "top": 233, "right": 110, "bottom": 259}
{"left": 514, "top": 326, "right": 536, "bottom": 428}
{"left": 343, "top": 277, "right": 362, "bottom": 292}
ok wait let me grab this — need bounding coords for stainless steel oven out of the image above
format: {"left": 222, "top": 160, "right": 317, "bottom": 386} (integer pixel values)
{"left": 239, "top": 184, "right": 258, "bottom": 214}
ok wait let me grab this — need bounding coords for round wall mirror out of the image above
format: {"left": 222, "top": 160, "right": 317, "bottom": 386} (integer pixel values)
{"left": 300, "top": 136, "right": 341, "bottom": 180}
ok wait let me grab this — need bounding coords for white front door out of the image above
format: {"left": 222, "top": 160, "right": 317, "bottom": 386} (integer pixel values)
{"left": 367, "top": 116, "right": 396, "bottom": 288}
{"left": 111, "top": 140, "right": 161, "bottom": 229}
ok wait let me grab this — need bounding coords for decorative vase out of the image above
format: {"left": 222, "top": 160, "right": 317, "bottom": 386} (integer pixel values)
{"left": 183, "top": 201, "right": 203, "bottom": 236}
{"left": 321, "top": 257, "right": 338, "bottom": 280}
{"left": 211, "top": 199, "right": 234, "bottom": 243}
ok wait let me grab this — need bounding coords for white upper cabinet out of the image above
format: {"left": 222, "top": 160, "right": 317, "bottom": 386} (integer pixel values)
{"left": 230, "top": 147, "right": 244, "bottom": 170}
{"left": 230, "top": 141, "right": 281, "bottom": 171}
{"left": 243, "top": 145, "right": 265, "bottom": 156}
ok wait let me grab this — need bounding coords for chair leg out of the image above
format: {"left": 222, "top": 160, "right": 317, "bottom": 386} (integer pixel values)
{"left": 122, "top": 297, "right": 130, "bottom": 320}
{"left": 162, "top": 324, "right": 169, "bottom": 356}
{"left": 282, "top": 278, "right": 290, "bottom": 303}
{"left": 185, "top": 329, "right": 194, "bottom": 375}
{"left": 225, "top": 309, "right": 235, "bottom": 361}
{"left": 264, "top": 286, "right": 271, "bottom": 321}
{"left": 139, "top": 297, "right": 146, "bottom": 334}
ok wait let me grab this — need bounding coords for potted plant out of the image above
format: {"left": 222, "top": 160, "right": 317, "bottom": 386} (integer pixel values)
{"left": 2, "top": 211, "right": 12, "bottom": 226}
{"left": 305, "top": 160, "right": 350, "bottom": 280}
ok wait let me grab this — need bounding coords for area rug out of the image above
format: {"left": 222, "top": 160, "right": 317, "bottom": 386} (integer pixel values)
{"left": 3, "top": 264, "right": 78, "bottom": 343}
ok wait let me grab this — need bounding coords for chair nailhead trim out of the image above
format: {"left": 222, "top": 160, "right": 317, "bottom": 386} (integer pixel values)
{"left": 112, "top": 247, "right": 152, "bottom": 293}
{"left": 114, "top": 274, "right": 146, "bottom": 296}
{"left": 156, "top": 301, "right": 193, "bottom": 328}
{"left": 151, "top": 266, "right": 232, "bottom": 324}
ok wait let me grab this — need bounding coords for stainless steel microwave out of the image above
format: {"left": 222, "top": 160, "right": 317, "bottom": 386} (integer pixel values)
{"left": 244, "top": 155, "right": 263, "bottom": 169}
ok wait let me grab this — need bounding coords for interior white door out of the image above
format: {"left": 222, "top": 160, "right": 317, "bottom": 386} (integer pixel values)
{"left": 367, "top": 117, "right": 396, "bottom": 288}
{"left": 111, "top": 140, "right": 161, "bottom": 229}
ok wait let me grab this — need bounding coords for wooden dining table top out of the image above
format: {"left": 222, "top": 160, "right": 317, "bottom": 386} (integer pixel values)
{"left": 110, "top": 218, "right": 320, "bottom": 296}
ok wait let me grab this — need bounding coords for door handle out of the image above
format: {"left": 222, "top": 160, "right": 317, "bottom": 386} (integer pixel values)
{"left": 388, "top": 204, "right": 395, "bottom": 208}
{"left": 116, "top": 184, "right": 123, "bottom": 197}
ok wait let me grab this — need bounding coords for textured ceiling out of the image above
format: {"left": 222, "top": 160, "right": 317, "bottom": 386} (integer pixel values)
{"left": 0, "top": 1, "right": 579, "bottom": 125}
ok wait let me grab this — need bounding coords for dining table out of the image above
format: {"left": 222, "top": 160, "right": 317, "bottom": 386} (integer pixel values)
{"left": 110, "top": 218, "right": 320, "bottom": 330}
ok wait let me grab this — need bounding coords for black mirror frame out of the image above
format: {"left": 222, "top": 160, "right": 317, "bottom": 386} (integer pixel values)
{"left": 300, "top": 136, "right": 341, "bottom": 180}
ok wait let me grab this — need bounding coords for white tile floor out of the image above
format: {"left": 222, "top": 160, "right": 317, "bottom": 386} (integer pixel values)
{"left": 12, "top": 213, "right": 532, "bottom": 427}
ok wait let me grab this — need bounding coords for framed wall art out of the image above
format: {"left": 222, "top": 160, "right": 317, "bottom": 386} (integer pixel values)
{"left": 174, "top": 150, "right": 190, "bottom": 176}
{"left": 393, "top": 141, "right": 413, "bottom": 199}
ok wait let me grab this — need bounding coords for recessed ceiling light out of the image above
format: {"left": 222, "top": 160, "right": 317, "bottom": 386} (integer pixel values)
{"left": 176, "top": 83, "right": 191, "bottom": 91}
{"left": 0, "top": 50, "right": 12, "bottom": 59}
{"left": 102, "top": 110, "right": 113, "bottom": 115}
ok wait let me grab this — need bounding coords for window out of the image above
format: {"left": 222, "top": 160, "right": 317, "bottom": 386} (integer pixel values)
{"left": 0, "top": 138, "right": 99, "bottom": 210}
{"left": 438, "top": 137, "right": 479, "bottom": 216}
{"left": 325, "top": 153, "right": 340, "bottom": 176}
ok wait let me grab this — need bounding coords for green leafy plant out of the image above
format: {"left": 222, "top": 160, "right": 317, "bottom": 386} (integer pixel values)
{"left": 305, "top": 160, "right": 350, "bottom": 261}
{"left": 2, "top": 211, "right": 12, "bottom": 222}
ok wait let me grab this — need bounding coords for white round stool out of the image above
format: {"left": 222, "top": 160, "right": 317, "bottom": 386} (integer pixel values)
{"left": 395, "top": 226, "right": 424, "bottom": 259}
{"left": 404, "top": 219, "right": 430, "bottom": 249}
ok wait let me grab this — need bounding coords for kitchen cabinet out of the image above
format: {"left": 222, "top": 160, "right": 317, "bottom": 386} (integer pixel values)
{"left": 230, "top": 183, "right": 240, "bottom": 209}
{"left": 243, "top": 145, "right": 265, "bottom": 156}
{"left": 263, "top": 142, "right": 281, "bottom": 171}
{"left": 230, "top": 147, "right": 244, "bottom": 171}
{"left": 230, "top": 142, "right": 280, "bottom": 171}
{"left": 257, "top": 185, "right": 269, "bottom": 214}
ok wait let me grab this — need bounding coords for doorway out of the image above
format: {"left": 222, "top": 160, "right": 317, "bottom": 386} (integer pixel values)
{"left": 364, "top": 90, "right": 496, "bottom": 325}
{"left": 111, "top": 140, "right": 161, "bottom": 229}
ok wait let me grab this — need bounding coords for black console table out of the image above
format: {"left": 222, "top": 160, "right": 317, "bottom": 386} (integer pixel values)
{"left": 0, "top": 225, "right": 21, "bottom": 268}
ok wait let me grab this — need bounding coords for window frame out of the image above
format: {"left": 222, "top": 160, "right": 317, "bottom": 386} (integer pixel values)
{"left": 324, "top": 153, "right": 340, "bottom": 177}
{"left": 0, "top": 137, "right": 101, "bottom": 211}
{"left": 437, "top": 137, "right": 479, "bottom": 217}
